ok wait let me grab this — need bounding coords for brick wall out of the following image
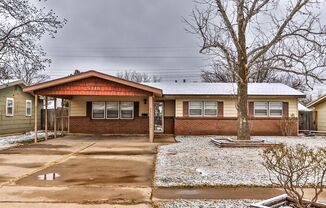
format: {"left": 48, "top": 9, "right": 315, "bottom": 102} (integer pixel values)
{"left": 174, "top": 117, "right": 298, "bottom": 136}
{"left": 70, "top": 116, "right": 149, "bottom": 134}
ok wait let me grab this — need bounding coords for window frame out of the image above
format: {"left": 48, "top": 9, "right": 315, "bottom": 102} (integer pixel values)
{"left": 119, "top": 101, "right": 134, "bottom": 120}
{"left": 189, "top": 101, "right": 203, "bottom": 117}
{"left": 91, "top": 102, "right": 106, "bottom": 119}
{"left": 6, "top": 98, "right": 14, "bottom": 117}
{"left": 269, "top": 101, "right": 283, "bottom": 117}
{"left": 106, "top": 101, "right": 120, "bottom": 119}
{"left": 203, "top": 101, "right": 218, "bottom": 117}
{"left": 26, "top": 100, "right": 32, "bottom": 117}
{"left": 254, "top": 101, "right": 269, "bottom": 117}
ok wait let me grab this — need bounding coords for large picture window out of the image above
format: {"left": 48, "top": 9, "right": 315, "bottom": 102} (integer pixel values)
{"left": 204, "top": 102, "right": 218, "bottom": 116}
{"left": 254, "top": 101, "right": 283, "bottom": 117}
{"left": 92, "top": 102, "right": 105, "bottom": 119}
{"left": 254, "top": 102, "right": 268, "bottom": 117}
{"left": 120, "top": 102, "right": 134, "bottom": 119}
{"left": 26, "top": 100, "right": 32, "bottom": 117}
{"left": 189, "top": 101, "right": 202, "bottom": 116}
{"left": 106, "top": 102, "right": 119, "bottom": 119}
{"left": 6, "top": 98, "right": 14, "bottom": 117}
{"left": 269, "top": 102, "right": 283, "bottom": 117}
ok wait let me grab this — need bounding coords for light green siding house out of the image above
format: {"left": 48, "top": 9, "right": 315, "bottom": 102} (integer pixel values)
{"left": 0, "top": 80, "right": 41, "bottom": 135}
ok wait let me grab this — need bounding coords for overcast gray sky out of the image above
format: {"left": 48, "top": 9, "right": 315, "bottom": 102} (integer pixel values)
{"left": 41, "top": 0, "right": 210, "bottom": 82}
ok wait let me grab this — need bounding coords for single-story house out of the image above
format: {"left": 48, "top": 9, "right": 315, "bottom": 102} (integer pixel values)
{"left": 307, "top": 95, "right": 326, "bottom": 131}
{"left": 23, "top": 70, "right": 305, "bottom": 142}
{"left": 0, "top": 80, "right": 41, "bottom": 135}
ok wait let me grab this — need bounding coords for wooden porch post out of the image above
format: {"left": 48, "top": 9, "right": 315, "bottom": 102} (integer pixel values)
{"left": 68, "top": 99, "right": 71, "bottom": 133}
{"left": 149, "top": 95, "right": 154, "bottom": 143}
{"left": 45, "top": 96, "right": 48, "bottom": 140}
{"left": 34, "top": 94, "right": 38, "bottom": 143}
{"left": 61, "top": 98, "right": 64, "bottom": 136}
{"left": 54, "top": 98, "right": 57, "bottom": 139}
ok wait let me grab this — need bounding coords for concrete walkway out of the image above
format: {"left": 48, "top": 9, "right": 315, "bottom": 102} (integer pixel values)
{"left": 0, "top": 135, "right": 174, "bottom": 207}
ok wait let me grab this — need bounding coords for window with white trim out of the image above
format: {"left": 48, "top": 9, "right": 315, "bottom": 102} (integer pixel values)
{"left": 26, "top": 100, "right": 32, "bottom": 116}
{"left": 269, "top": 102, "right": 283, "bottom": 117}
{"left": 106, "top": 102, "right": 119, "bottom": 119}
{"left": 254, "top": 102, "right": 268, "bottom": 117}
{"left": 120, "top": 102, "right": 134, "bottom": 119}
{"left": 6, "top": 98, "right": 14, "bottom": 117}
{"left": 204, "top": 101, "right": 218, "bottom": 116}
{"left": 189, "top": 101, "right": 203, "bottom": 116}
{"left": 92, "top": 102, "right": 105, "bottom": 119}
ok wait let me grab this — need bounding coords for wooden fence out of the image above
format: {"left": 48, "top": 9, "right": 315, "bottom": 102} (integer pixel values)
{"left": 299, "top": 110, "right": 317, "bottom": 132}
{"left": 41, "top": 108, "right": 68, "bottom": 131}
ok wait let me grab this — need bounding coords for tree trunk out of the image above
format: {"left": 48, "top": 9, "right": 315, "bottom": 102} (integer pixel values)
{"left": 236, "top": 1, "right": 250, "bottom": 140}
{"left": 237, "top": 80, "right": 250, "bottom": 140}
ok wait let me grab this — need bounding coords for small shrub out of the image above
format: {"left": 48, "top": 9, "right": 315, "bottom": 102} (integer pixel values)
{"left": 261, "top": 145, "right": 326, "bottom": 208}
{"left": 280, "top": 114, "right": 297, "bottom": 136}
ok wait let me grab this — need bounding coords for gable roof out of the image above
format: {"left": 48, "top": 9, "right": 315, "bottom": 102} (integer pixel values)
{"left": 0, "top": 79, "right": 27, "bottom": 90}
{"left": 23, "top": 70, "right": 162, "bottom": 95}
{"left": 307, "top": 94, "right": 326, "bottom": 108}
{"left": 144, "top": 82, "right": 305, "bottom": 97}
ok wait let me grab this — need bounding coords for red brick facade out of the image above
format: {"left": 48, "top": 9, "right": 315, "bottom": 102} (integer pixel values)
{"left": 69, "top": 116, "right": 175, "bottom": 135}
{"left": 35, "top": 77, "right": 151, "bottom": 97}
{"left": 174, "top": 117, "right": 297, "bottom": 136}
{"left": 70, "top": 116, "right": 149, "bottom": 134}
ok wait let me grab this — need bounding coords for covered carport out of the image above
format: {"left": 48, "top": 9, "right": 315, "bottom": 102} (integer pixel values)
{"left": 23, "top": 70, "right": 162, "bottom": 143}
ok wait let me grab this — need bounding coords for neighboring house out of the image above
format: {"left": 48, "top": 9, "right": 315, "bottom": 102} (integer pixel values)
{"left": 307, "top": 95, "right": 326, "bottom": 131}
{"left": 0, "top": 80, "right": 41, "bottom": 135}
{"left": 23, "top": 70, "right": 305, "bottom": 141}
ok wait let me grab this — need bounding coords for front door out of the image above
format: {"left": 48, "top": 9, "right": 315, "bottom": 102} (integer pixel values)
{"left": 154, "top": 102, "right": 164, "bottom": 133}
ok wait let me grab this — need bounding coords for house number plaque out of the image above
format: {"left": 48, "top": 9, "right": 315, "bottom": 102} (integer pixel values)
{"left": 87, "top": 86, "right": 101, "bottom": 90}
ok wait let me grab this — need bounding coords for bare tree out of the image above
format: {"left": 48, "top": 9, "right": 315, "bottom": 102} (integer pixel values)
{"left": 261, "top": 145, "right": 326, "bottom": 207}
{"left": 202, "top": 64, "right": 308, "bottom": 91}
{"left": 186, "top": 0, "right": 326, "bottom": 140}
{"left": 0, "top": 0, "right": 66, "bottom": 84}
{"left": 117, "top": 70, "right": 161, "bottom": 83}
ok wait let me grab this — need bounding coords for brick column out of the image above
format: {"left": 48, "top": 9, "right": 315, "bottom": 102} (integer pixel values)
{"left": 149, "top": 95, "right": 154, "bottom": 143}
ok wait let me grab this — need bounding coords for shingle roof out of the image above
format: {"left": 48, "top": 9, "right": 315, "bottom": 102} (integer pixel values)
{"left": 0, "top": 79, "right": 27, "bottom": 90}
{"left": 144, "top": 82, "right": 305, "bottom": 97}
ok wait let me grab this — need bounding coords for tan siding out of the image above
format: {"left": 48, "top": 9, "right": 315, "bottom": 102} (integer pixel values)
{"left": 315, "top": 101, "right": 326, "bottom": 131}
{"left": 175, "top": 96, "right": 298, "bottom": 118}
{"left": 0, "top": 85, "right": 40, "bottom": 135}
{"left": 70, "top": 96, "right": 149, "bottom": 117}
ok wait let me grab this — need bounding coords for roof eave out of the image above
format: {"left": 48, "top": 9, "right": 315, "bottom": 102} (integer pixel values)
{"left": 23, "top": 70, "right": 162, "bottom": 95}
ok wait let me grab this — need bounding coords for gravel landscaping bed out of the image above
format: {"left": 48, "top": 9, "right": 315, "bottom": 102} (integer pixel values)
{"left": 154, "top": 136, "right": 326, "bottom": 187}
{"left": 153, "top": 199, "right": 256, "bottom": 208}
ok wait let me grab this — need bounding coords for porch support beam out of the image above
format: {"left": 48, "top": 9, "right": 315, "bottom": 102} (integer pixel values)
{"left": 61, "top": 98, "right": 64, "bottom": 136}
{"left": 54, "top": 98, "right": 57, "bottom": 139}
{"left": 68, "top": 99, "right": 71, "bottom": 133}
{"left": 149, "top": 95, "right": 154, "bottom": 143}
{"left": 45, "top": 96, "right": 48, "bottom": 140}
{"left": 34, "top": 94, "right": 38, "bottom": 143}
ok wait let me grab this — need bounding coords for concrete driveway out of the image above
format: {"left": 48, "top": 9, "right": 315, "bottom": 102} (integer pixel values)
{"left": 0, "top": 135, "right": 174, "bottom": 207}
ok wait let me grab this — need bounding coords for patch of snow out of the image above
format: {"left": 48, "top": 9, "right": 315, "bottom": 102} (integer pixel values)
{"left": 153, "top": 199, "right": 256, "bottom": 208}
{"left": 144, "top": 82, "right": 304, "bottom": 96}
{"left": 155, "top": 136, "right": 326, "bottom": 187}
{"left": 298, "top": 103, "right": 311, "bottom": 111}
{"left": 0, "top": 131, "right": 60, "bottom": 150}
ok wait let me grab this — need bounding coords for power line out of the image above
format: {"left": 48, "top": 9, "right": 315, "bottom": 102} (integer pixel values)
{"left": 46, "top": 54, "right": 209, "bottom": 59}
